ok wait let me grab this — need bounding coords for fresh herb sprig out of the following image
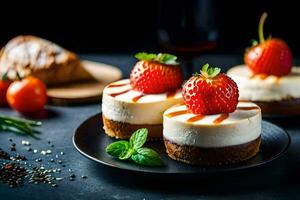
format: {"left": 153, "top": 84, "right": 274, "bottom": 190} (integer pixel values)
{"left": 106, "top": 128, "right": 164, "bottom": 167}
{"left": 0, "top": 115, "right": 41, "bottom": 137}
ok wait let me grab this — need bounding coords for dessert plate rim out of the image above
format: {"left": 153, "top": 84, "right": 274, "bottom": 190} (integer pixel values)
{"left": 73, "top": 113, "right": 291, "bottom": 174}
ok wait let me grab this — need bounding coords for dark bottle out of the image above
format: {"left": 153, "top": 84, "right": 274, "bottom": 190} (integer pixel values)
{"left": 158, "top": 0, "right": 218, "bottom": 76}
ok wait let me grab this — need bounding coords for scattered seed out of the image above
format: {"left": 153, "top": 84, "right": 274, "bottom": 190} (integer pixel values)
{"left": 0, "top": 150, "right": 10, "bottom": 160}
{"left": 15, "top": 154, "right": 27, "bottom": 161}
{"left": 70, "top": 174, "right": 76, "bottom": 178}
{"left": 0, "top": 141, "right": 84, "bottom": 189}
{"left": 21, "top": 140, "right": 30, "bottom": 146}
{"left": 0, "top": 163, "right": 26, "bottom": 188}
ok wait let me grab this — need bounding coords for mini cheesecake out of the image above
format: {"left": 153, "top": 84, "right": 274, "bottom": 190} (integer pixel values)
{"left": 102, "top": 79, "right": 182, "bottom": 140}
{"left": 228, "top": 65, "right": 300, "bottom": 115}
{"left": 163, "top": 102, "right": 261, "bottom": 165}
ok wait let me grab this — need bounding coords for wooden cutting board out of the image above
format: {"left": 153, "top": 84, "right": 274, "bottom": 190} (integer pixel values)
{"left": 47, "top": 60, "right": 122, "bottom": 105}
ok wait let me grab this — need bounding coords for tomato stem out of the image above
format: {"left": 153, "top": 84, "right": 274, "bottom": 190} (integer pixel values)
{"left": 259, "top": 12, "right": 268, "bottom": 43}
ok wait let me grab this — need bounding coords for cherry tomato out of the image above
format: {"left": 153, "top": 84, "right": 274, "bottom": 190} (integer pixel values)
{"left": 0, "top": 79, "right": 12, "bottom": 106}
{"left": 7, "top": 77, "right": 47, "bottom": 113}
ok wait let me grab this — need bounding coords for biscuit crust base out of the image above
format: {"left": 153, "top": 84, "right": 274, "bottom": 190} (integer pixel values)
{"left": 164, "top": 136, "right": 261, "bottom": 165}
{"left": 102, "top": 115, "right": 162, "bottom": 140}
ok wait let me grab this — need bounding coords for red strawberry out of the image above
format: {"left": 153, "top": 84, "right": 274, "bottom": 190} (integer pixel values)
{"left": 244, "top": 12, "right": 292, "bottom": 76}
{"left": 183, "top": 64, "right": 239, "bottom": 115}
{"left": 130, "top": 53, "right": 183, "bottom": 94}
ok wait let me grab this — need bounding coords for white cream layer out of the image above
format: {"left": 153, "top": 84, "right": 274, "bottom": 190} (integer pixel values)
{"left": 227, "top": 65, "right": 300, "bottom": 102}
{"left": 163, "top": 102, "right": 261, "bottom": 147}
{"left": 102, "top": 79, "right": 183, "bottom": 124}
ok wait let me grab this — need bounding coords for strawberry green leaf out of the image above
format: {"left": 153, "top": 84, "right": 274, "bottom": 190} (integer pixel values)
{"left": 250, "top": 39, "right": 258, "bottom": 46}
{"left": 202, "top": 63, "right": 209, "bottom": 72}
{"left": 200, "top": 63, "right": 221, "bottom": 78}
{"left": 157, "top": 53, "right": 179, "bottom": 65}
{"left": 134, "top": 52, "right": 179, "bottom": 65}
{"left": 135, "top": 52, "right": 157, "bottom": 61}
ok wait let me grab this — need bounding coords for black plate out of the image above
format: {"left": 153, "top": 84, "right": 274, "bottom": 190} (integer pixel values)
{"left": 73, "top": 114, "right": 290, "bottom": 174}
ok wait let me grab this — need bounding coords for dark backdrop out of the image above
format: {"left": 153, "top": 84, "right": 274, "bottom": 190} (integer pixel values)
{"left": 0, "top": 0, "right": 298, "bottom": 55}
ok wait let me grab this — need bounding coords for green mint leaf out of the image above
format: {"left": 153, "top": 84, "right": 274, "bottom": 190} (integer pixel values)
{"left": 135, "top": 52, "right": 157, "bottom": 61}
{"left": 131, "top": 147, "right": 164, "bottom": 167}
{"left": 157, "top": 53, "right": 179, "bottom": 65}
{"left": 106, "top": 140, "right": 130, "bottom": 158}
{"left": 130, "top": 128, "right": 148, "bottom": 149}
{"left": 119, "top": 148, "right": 135, "bottom": 160}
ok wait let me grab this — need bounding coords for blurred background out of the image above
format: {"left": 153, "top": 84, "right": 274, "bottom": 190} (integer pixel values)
{"left": 0, "top": 0, "right": 298, "bottom": 55}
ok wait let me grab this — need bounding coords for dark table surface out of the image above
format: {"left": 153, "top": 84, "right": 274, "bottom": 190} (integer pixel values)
{"left": 1, "top": 54, "right": 300, "bottom": 200}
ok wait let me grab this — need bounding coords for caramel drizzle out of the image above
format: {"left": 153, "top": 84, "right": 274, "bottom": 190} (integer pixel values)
{"left": 249, "top": 74, "right": 255, "bottom": 79}
{"left": 107, "top": 83, "right": 130, "bottom": 88}
{"left": 213, "top": 113, "right": 229, "bottom": 124}
{"left": 167, "top": 109, "right": 231, "bottom": 124}
{"left": 132, "top": 94, "right": 145, "bottom": 103}
{"left": 166, "top": 110, "right": 189, "bottom": 118}
{"left": 237, "top": 106, "right": 259, "bottom": 110}
{"left": 108, "top": 89, "right": 131, "bottom": 97}
{"left": 258, "top": 74, "right": 269, "bottom": 80}
{"left": 187, "top": 114, "right": 204, "bottom": 123}
{"left": 250, "top": 74, "right": 281, "bottom": 85}
{"left": 166, "top": 90, "right": 178, "bottom": 99}
{"left": 249, "top": 74, "right": 268, "bottom": 80}
{"left": 108, "top": 83, "right": 180, "bottom": 101}
{"left": 274, "top": 76, "right": 281, "bottom": 85}
{"left": 239, "top": 99, "right": 250, "bottom": 102}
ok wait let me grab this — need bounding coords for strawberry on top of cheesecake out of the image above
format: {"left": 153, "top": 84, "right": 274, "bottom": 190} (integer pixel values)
{"left": 163, "top": 64, "right": 262, "bottom": 165}
{"left": 228, "top": 13, "right": 300, "bottom": 115}
{"left": 102, "top": 52, "right": 184, "bottom": 140}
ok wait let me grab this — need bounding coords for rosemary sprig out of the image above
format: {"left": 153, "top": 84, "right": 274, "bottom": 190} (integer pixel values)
{"left": 0, "top": 115, "right": 42, "bottom": 137}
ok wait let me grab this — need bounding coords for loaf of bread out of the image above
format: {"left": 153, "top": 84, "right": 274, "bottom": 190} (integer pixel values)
{"left": 0, "top": 35, "right": 93, "bottom": 86}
